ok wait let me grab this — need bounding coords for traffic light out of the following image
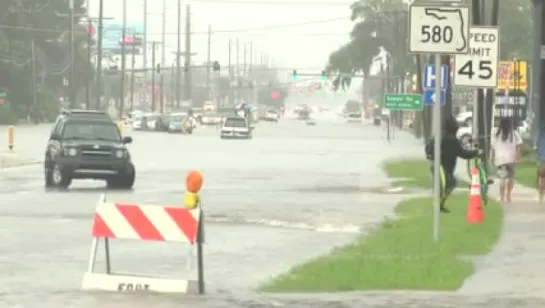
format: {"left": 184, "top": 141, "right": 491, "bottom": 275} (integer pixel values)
{"left": 212, "top": 61, "right": 220, "bottom": 72}
{"left": 291, "top": 70, "right": 297, "bottom": 80}
{"left": 321, "top": 70, "right": 327, "bottom": 81}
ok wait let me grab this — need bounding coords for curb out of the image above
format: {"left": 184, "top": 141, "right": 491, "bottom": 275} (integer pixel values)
{"left": 0, "top": 159, "right": 41, "bottom": 169}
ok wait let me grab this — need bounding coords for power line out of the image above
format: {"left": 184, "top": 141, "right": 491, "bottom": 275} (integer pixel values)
{"left": 199, "top": 16, "right": 349, "bottom": 33}
{"left": 185, "top": 0, "right": 353, "bottom": 5}
{"left": 0, "top": 16, "right": 350, "bottom": 35}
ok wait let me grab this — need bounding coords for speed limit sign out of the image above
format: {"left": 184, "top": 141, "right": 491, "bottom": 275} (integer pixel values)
{"left": 454, "top": 27, "right": 500, "bottom": 88}
{"left": 408, "top": 4, "right": 470, "bottom": 54}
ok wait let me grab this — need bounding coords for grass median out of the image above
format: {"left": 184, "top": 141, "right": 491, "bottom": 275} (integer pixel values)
{"left": 260, "top": 160, "right": 503, "bottom": 292}
{"left": 383, "top": 158, "right": 468, "bottom": 188}
{"left": 516, "top": 162, "right": 536, "bottom": 188}
{"left": 260, "top": 194, "right": 503, "bottom": 292}
{"left": 514, "top": 145, "right": 537, "bottom": 188}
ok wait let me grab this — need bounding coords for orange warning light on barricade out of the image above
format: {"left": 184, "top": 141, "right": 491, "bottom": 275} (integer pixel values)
{"left": 7, "top": 126, "right": 14, "bottom": 151}
{"left": 186, "top": 171, "right": 203, "bottom": 193}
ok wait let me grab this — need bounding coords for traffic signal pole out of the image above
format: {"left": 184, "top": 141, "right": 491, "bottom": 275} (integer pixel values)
{"left": 176, "top": 0, "right": 181, "bottom": 108}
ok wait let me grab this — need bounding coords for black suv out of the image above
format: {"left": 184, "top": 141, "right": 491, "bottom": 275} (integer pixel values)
{"left": 44, "top": 110, "right": 135, "bottom": 189}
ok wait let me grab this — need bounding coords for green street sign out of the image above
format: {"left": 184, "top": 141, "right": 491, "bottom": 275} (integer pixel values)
{"left": 384, "top": 93, "right": 423, "bottom": 110}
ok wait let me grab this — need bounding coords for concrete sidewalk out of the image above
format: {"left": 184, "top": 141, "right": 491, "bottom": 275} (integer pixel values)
{"left": 456, "top": 160, "right": 545, "bottom": 298}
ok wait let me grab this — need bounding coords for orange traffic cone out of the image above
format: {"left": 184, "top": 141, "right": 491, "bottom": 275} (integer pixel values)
{"left": 467, "top": 167, "right": 484, "bottom": 223}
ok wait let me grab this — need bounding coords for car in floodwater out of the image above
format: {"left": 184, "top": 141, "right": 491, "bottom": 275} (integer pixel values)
{"left": 220, "top": 116, "right": 252, "bottom": 139}
{"left": 261, "top": 108, "right": 280, "bottom": 122}
{"left": 201, "top": 111, "right": 221, "bottom": 125}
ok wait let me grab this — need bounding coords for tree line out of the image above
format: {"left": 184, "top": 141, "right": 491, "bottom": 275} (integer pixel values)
{"left": 326, "top": 0, "right": 532, "bottom": 138}
{"left": 0, "top": 0, "right": 92, "bottom": 124}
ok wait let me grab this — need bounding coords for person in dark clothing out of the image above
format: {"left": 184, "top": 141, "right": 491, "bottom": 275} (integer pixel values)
{"left": 426, "top": 116, "right": 480, "bottom": 213}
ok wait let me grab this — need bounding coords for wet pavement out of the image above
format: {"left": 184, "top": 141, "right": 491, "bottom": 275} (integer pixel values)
{"left": 0, "top": 120, "right": 542, "bottom": 307}
{"left": 455, "top": 161, "right": 545, "bottom": 299}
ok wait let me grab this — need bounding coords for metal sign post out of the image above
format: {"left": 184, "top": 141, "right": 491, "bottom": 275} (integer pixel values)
{"left": 433, "top": 54, "right": 442, "bottom": 240}
{"left": 409, "top": 2, "right": 470, "bottom": 241}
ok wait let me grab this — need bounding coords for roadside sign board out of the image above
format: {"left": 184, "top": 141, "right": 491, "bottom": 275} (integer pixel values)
{"left": 493, "top": 94, "right": 527, "bottom": 118}
{"left": 424, "top": 89, "right": 446, "bottom": 105}
{"left": 453, "top": 27, "right": 499, "bottom": 88}
{"left": 408, "top": 4, "right": 470, "bottom": 54}
{"left": 384, "top": 93, "right": 423, "bottom": 110}
{"left": 423, "top": 64, "right": 449, "bottom": 89}
{"left": 497, "top": 60, "right": 528, "bottom": 91}
{"left": 452, "top": 87, "right": 477, "bottom": 105}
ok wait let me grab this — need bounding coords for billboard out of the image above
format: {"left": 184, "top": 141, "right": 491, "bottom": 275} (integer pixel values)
{"left": 93, "top": 20, "right": 144, "bottom": 54}
{"left": 497, "top": 60, "right": 528, "bottom": 92}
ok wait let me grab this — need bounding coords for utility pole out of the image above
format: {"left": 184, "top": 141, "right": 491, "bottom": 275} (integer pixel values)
{"left": 175, "top": 0, "right": 181, "bottom": 108}
{"left": 68, "top": 0, "right": 75, "bottom": 108}
{"left": 206, "top": 25, "right": 211, "bottom": 98}
{"left": 96, "top": 0, "right": 104, "bottom": 109}
{"left": 129, "top": 30, "right": 136, "bottom": 112}
{"left": 83, "top": 15, "right": 113, "bottom": 110}
{"left": 86, "top": 19, "right": 92, "bottom": 109}
{"left": 249, "top": 42, "right": 252, "bottom": 76}
{"left": 160, "top": 0, "right": 166, "bottom": 113}
{"left": 228, "top": 38, "right": 232, "bottom": 105}
{"left": 236, "top": 38, "right": 239, "bottom": 101}
{"left": 143, "top": 0, "right": 147, "bottom": 69}
{"left": 119, "top": 0, "right": 127, "bottom": 119}
{"left": 151, "top": 41, "right": 157, "bottom": 111}
{"left": 183, "top": 4, "right": 192, "bottom": 102}
{"left": 243, "top": 42, "right": 247, "bottom": 102}
{"left": 243, "top": 42, "right": 247, "bottom": 78}
{"left": 31, "top": 40, "right": 37, "bottom": 116}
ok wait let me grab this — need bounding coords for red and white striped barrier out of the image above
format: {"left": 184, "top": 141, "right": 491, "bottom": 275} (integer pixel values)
{"left": 82, "top": 194, "right": 205, "bottom": 294}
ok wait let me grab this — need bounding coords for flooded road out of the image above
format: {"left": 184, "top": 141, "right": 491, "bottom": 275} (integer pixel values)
{"left": 1, "top": 118, "right": 539, "bottom": 307}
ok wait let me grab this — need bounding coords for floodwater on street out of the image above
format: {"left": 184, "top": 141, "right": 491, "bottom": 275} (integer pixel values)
{"left": 1, "top": 110, "right": 541, "bottom": 307}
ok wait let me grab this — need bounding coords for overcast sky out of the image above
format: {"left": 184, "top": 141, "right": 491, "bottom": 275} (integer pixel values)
{"left": 87, "top": 0, "right": 355, "bottom": 80}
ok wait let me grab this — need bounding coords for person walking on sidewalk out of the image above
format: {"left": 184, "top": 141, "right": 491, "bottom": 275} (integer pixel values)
{"left": 490, "top": 118, "right": 522, "bottom": 203}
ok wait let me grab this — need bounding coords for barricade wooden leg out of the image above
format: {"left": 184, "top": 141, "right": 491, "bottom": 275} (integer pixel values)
{"left": 105, "top": 238, "right": 111, "bottom": 274}
{"left": 87, "top": 238, "right": 99, "bottom": 272}
{"left": 196, "top": 211, "right": 205, "bottom": 294}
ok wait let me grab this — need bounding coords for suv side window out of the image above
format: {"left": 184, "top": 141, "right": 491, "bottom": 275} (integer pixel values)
{"left": 50, "top": 118, "right": 64, "bottom": 138}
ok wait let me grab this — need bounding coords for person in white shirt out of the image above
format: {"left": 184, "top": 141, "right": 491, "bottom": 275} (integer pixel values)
{"left": 490, "top": 118, "right": 522, "bottom": 203}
